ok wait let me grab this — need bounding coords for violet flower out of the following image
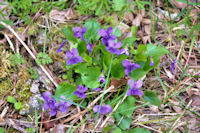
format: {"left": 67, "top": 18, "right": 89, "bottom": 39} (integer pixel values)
{"left": 87, "top": 41, "right": 93, "bottom": 53}
{"left": 56, "top": 40, "right": 67, "bottom": 53}
{"left": 118, "top": 48, "right": 129, "bottom": 56}
{"left": 98, "top": 76, "right": 106, "bottom": 83}
{"left": 93, "top": 104, "right": 112, "bottom": 115}
{"left": 42, "top": 92, "right": 72, "bottom": 116}
{"left": 72, "top": 27, "right": 87, "bottom": 41}
{"left": 127, "top": 79, "right": 143, "bottom": 97}
{"left": 122, "top": 59, "right": 140, "bottom": 76}
{"left": 98, "top": 27, "right": 116, "bottom": 46}
{"left": 150, "top": 61, "right": 154, "bottom": 66}
{"left": 65, "top": 48, "right": 83, "bottom": 65}
{"left": 92, "top": 88, "right": 101, "bottom": 91}
{"left": 106, "top": 40, "right": 122, "bottom": 54}
{"left": 74, "top": 85, "right": 88, "bottom": 99}
{"left": 170, "top": 59, "right": 176, "bottom": 74}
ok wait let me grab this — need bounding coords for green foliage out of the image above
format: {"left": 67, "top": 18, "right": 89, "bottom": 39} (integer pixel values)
{"left": 103, "top": 125, "right": 122, "bottom": 133}
{"left": 75, "top": 64, "right": 101, "bottom": 89}
{"left": 62, "top": 27, "right": 77, "bottom": 43}
{"left": 113, "top": 0, "right": 125, "bottom": 11}
{"left": 36, "top": 52, "right": 53, "bottom": 66}
{"left": 7, "top": 96, "right": 22, "bottom": 110}
{"left": 143, "top": 91, "right": 161, "bottom": 106}
{"left": 55, "top": 82, "right": 77, "bottom": 100}
{"left": 0, "top": 127, "right": 5, "bottom": 133}
{"left": 114, "top": 113, "right": 132, "bottom": 130}
{"left": 123, "top": 128, "right": 151, "bottom": 133}
{"left": 84, "top": 19, "right": 101, "bottom": 41}
{"left": 9, "top": 53, "right": 25, "bottom": 66}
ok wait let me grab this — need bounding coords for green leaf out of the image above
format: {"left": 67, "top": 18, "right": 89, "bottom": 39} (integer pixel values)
{"left": 84, "top": 19, "right": 100, "bottom": 41}
{"left": 55, "top": 82, "right": 77, "bottom": 100}
{"left": 9, "top": 53, "right": 25, "bottom": 66}
{"left": 113, "top": 27, "right": 122, "bottom": 37}
{"left": 113, "top": 128, "right": 122, "bottom": 133}
{"left": 7, "top": 96, "right": 16, "bottom": 103}
{"left": 145, "top": 44, "right": 168, "bottom": 58}
{"left": 116, "top": 96, "right": 135, "bottom": 118}
{"left": 14, "top": 102, "right": 22, "bottom": 110}
{"left": 111, "top": 59, "right": 125, "bottom": 79}
{"left": 0, "top": 127, "right": 5, "bottom": 133}
{"left": 114, "top": 113, "right": 132, "bottom": 130}
{"left": 62, "top": 27, "right": 77, "bottom": 42}
{"left": 36, "top": 52, "right": 53, "bottom": 66}
{"left": 75, "top": 65, "right": 101, "bottom": 88}
{"left": 143, "top": 91, "right": 161, "bottom": 106}
{"left": 77, "top": 41, "right": 87, "bottom": 56}
{"left": 113, "top": 0, "right": 125, "bottom": 11}
{"left": 123, "top": 128, "right": 151, "bottom": 133}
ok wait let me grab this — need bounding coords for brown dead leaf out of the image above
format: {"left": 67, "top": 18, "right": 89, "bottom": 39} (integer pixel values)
{"left": 123, "top": 12, "right": 134, "bottom": 22}
{"left": 43, "top": 113, "right": 55, "bottom": 130}
{"left": 144, "top": 25, "right": 151, "bottom": 35}
{"left": 66, "top": 8, "right": 74, "bottom": 20}
{"left": 110, "top": 78, "right": 127, "bottom": 89}
{"left": 132, "top": 14, "right": 143, "bottom": 27}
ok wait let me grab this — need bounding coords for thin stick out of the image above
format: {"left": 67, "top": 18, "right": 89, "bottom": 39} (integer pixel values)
{"left": 4, "top": 34, "right": 15, "bottom": 52}
{"left": 0, "top": 21, "right": 58, "bottom": 87}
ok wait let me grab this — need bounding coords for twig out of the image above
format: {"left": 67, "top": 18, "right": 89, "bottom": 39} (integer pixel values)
{"left": 0, "top": 21, "right": 58, "bottom": 87}
{"left": 4, "top": 34, "right": 15, "bottom": 52}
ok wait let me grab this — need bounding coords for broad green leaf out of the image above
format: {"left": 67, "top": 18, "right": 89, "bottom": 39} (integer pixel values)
{"left": 83, "top": 54, "right": 92, "bottom": 64}
{"left": 55, "top": 82, "right": 77, "bottom": 100}
{"left": 123, "top": 128, "right": 151, "bottom": 133}
{"left": 113, "top": 128, "right": 122, "bottom": 133}
{"left": 143, "top": 91, "right": 161, "bottom": 106}
{"left": 84, "top": 19, "right": 100, "bottom": 41}
{"left": 103, "top": 125, "right": 121, "bottom": 133}
{"left": 62, "top": 27, "right": 77, "bottom": 42}
{"left": 14, "top": 102, "right": 22, "bottom": 110}
{"left": 7, "top": 96, "right": 16, "bottom": 103}
{"left": 111, "top": 59, "right": 125, "bottom": 79}
{"left": 145, "top": 44, "right": 168, "bottom": 58}
{"left": 114, "top": 113, "right": 132, "bottom": 130}
{"left": 75, "top": 65, "right": 101, "bottom": 88}
{"left": 116, "top": 96, "right": 135, "bottom": 118}
{"left": 113, "top": 0, "right": 125, "bottom": 11}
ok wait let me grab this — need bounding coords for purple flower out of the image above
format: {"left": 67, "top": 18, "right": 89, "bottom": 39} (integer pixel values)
{"left": 122, "top": 59, "right": 140, "bottom": 76}
{"left": 98, "top": 27, "right": 116, "bottom": 46}
{"left": 118, "top": 48, "right": 129, "bottom": 56}
{"left": 170, "top": 59, "right": 176, "bottom": 73}
{"left": 74, "top": 85, "right": 88, "bottom": 99}
{"left": 92, "top": 88, "right": 101, "bottom": 91}
{"left": 106, "top": 40, "right": 122, "bottom": 54}
{"left": 72, "top": 27, "right": 87, "bottom": 41}
{"left": 127, "top": 79, "right": 143, "bottom": 97}
{"left": 42, "top": 92, "right": 72, "bottom": 116}
{"left": 57, "top": 96, "right": 72, "bottom": 113}
{"left": 150, "top": 61, "right": 154, "bottom": 66}
{"left": 87, "top": 41, "right": 93, "bottom": 53}
{"left": 98, "top": 76, "right": 106, "bottom": 83}
{"left": 56, "top": 40, "right": 67, "bottom": 53}
{"left": 65, "top": 48, "right": 83, "bottom": 65}
{"left": 93, "top": 104, "right": 112, "bottom": 115}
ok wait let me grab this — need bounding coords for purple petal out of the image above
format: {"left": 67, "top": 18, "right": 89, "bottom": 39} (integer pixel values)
{"left": 82, "top": 27, "right": 87, "bottom": 33}
{"left": 65, "top": 51, "right": 72, "bottom": 58}
{"left": 131, "top": 89, "right": 143, "bottom": 97}
{"left": 74, "top": 91, "right": 86, "bottom": 99}
{"left": 98, "top": 29, "right": 107, "bottom": 37}
{"left": 127, "top": 89, "right": 132, "bottom": 96}
{"left": 150, "top": 61, "right": 154, "bottom": 66}
{"left": 72, "top": 27, "right": 81, "bottom": 32}
{"left": 72, "top": 48, "right": 79, "bottom": 56}
{"left": 49, "top": 109, "right": 57, "bottom": 116}
{"left": 43, "top": 102, "right": 50, "bottom": 110}
{"left": 115, "top": 41, "right": 122, "bottom": 48}
{"left": 93, "top": 105, "right": 100, "bottom": 113}
{"left": 104, "top": 105, "right": 112, "bottom": 113}
{"left": 122, "top": 60, "right": 131, "bottom": 67}
{"left": 98, "top": 76, "right": 106, "bottom": 83}
{"left": 56, "top": 40, "right": 67, "bottom": 53}
{"left": 42, "top": 91, "right": 51, "bottom": 101}
{"left": 133, "top": 63, "right": 140, "bottom": 69}
{"left": 135, "top": 80, "right": 143, "bottom": 89}
{"left": 106, "top": 27, "right": 113, "bottom": 35}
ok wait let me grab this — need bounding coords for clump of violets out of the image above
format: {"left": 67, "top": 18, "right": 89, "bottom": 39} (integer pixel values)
{"left": 127, "top": 79, "right": 143, "bottom": 97}
{"left": 65, "top": 48, "right": 83, "bottom": 65}
{"left": 74, "top": 85, "right": 88, "bottom": 99}
{"left": 42, "top": 91, "right": 72, "bottom": 116}
{"left": 93, "top": 104, "right": 112, "bottom": 115}
{"left": 72, "top": 27, "right": 86, "bottom": 41}
{"left": 122, "top": 59, "right": 140, "bottom": 76}
{"left": 98, "top": 27, "right": 116, "bottom": 46}
{"left": 106, "top": 40, "right": 122, "bottom": 54}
